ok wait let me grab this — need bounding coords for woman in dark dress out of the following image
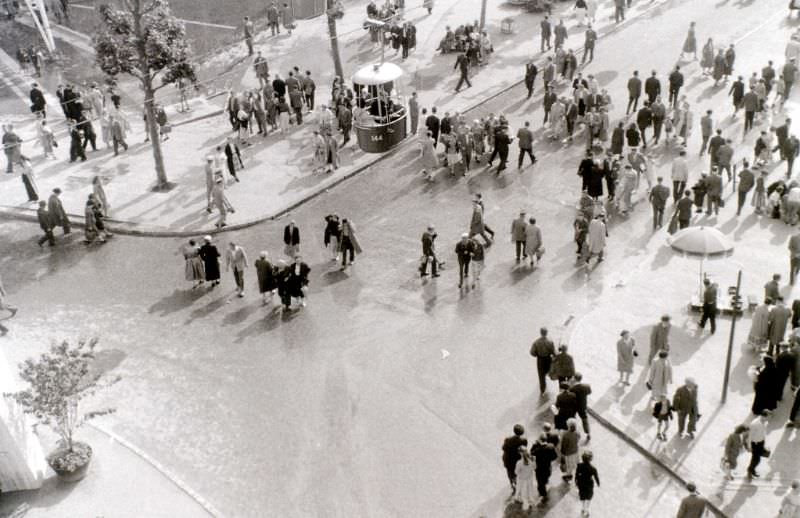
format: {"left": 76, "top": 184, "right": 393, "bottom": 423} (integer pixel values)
{"left": 199, "top": 236, "right": 221, "bottom": 287}
{"left": 285, "top": 255, "right": 310, "bottom": 309}
{"left": 751, "top": 355, "right": 780, "bottom": 415}
{"left": 575, "top": 451, "right": 600, "bottom": 517}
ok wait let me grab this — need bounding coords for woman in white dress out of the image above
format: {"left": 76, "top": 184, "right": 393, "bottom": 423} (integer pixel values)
{"left": 514, "top": 448, "right": 536, "bottom": 511}
{"left": 420, "top": 131, "right": 439, "bottom": 181}
{"left": 37, "top": 118, "right": 56, "bottom": 159}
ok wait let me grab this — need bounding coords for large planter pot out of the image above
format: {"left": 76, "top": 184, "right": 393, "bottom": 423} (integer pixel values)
{"left": 46, "top": 442, "right": 93, "bottom": 483}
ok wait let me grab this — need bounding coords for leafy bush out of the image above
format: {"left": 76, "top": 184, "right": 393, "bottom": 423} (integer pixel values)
{"left": 7, "top": 339, "right": 119, "bottom": 460}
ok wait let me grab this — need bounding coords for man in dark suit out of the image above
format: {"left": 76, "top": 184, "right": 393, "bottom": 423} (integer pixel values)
{"left": 425, "top": 107, "right": 440, "bottom": 146}
{"left": 224, "top": 138, "right": 243, "bottom": 182}
{"left": 636, "top": 101, "right": 653, "bottom": 148}
{"left": 531, "top": 435, "right": 558, "bottom": 501}
{"left": 668, "top": 65, "right": 684, "bottom": 108}
{"left": 29, "top": 83, "right": 46, "bottom": 118}
{"left": 789, "top": 229, "right": 800, "bottom": 284}
{"left": 644, "top": 70, "right": 661, "bottom": 104}
{"left": 530, "top": 327, "right": 555, "bottom": 393}
{"left": 501, "top": 424, "right": 527, "bottom": 495}
{"left": 36, "top": 200, "right": 55, "bottom": 246}
{"left": 676, "top": 190, "right": 693, "bottom": 229}
{"left": 626, "top": 70, "right": 642, "bottom": 114}
{"left": 570, "top": 373, "right": 592, "bottom": 440}
{"left": 524, "top": 61, "right": 538, "bottom": 99}
{"left": 454, "top": 52, "right": 471, "bottom": 92}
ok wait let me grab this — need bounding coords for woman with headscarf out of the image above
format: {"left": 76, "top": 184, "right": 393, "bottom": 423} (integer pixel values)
{"left": 199, "top": 236, "right": 221, "bottom": 288}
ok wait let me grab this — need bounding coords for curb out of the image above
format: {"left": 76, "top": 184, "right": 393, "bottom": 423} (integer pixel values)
{"left": 88, "top": 422, "right": 225, "bottom": 518}
{"left": 1, "top": 0, "right": 672, "bottom": 238}
{"left": 587, "top": 408, "right": 728, "bottom": 517}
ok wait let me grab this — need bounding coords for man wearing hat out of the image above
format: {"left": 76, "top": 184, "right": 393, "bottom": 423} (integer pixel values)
{"left": 47, "top": 187, "right": 70, "bottom": 234}
{"left": 454, "top": 233, "right": 474, "bottom": 289}
{"left": 672, "top": 378, "right": 700, "bottom": 439}
{"left": 511, "top": 210, "right": 528, "bottom": 262}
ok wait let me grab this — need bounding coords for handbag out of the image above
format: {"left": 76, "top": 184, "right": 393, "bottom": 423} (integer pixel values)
{"left": 762, "top": 448, "right": 771, "bottom": 458}
{"left": 535, "top": 247, "right": 545, "bottom": 260}
{"left": 161, "top": 123, "right": 172, "bottom": 134}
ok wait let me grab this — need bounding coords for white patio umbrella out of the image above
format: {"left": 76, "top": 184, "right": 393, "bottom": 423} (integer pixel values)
{"left": 667, "top": 226, "right": 734, "bottom": 298}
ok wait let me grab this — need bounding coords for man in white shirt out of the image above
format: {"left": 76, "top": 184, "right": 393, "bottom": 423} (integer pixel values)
{"left": 226, "top": 242, "right": 249, "bottom": 297}
{"left": 747, "top": 411, "right": 769, "bottom": 478}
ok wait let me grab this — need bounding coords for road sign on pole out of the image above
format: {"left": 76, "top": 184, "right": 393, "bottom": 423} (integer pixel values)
{"left": 721, "top": 269, "right": 742, "bottom": 404}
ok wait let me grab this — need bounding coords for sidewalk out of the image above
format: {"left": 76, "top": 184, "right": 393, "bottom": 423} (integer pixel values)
{"left": 0, "top": 424, "right": 213, "bottom": 518}
{"left": 0, "top": 0, "right": 669, "bottom": 235}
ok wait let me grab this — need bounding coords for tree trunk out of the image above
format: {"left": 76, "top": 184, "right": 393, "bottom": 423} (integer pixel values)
{"left": 132, "top": 0, "right": 168, "bottom": 188}
{"left": 326, "top": 4, "right": 344, "bottom": 79}
{"left": 142, "top": 79, "right": 169, "bottom": 188}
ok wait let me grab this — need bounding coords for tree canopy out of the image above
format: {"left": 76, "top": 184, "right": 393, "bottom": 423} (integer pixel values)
{"left": 94, "top": 0, "right": 196, "bottom": 91}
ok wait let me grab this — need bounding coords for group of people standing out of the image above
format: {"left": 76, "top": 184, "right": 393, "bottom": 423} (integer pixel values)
{"left": 181, "top": 235, "right": 310, "bottom": 310}
{"left": 178, "top": 216, "right": 362, "bottom": 309}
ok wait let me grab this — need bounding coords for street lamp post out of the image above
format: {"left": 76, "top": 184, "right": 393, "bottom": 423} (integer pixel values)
{"left": 721, "top": 269, "right": 743, "bottom": 404}
{"left": 479, "top": 0, "right": 487, "bottom": 31}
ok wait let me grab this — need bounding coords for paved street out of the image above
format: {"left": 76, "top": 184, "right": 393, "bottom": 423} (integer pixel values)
{"left": 2, "top": 0, "right": 800, "bottom": 516}
{"left": 0, "top": 0, "right": 692, "bottom": 232}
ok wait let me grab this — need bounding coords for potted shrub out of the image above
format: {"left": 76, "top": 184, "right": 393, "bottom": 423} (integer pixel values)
{"left": 7, "top": 338, "right": 119, "bottom": 482}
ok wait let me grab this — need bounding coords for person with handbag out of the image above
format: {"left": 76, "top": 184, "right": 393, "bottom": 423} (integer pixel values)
{"left": 652, "top": 394, "right": 672, "bottom": 441}
{"left": 722, "top": 424, "right": 749, "bottom": 480}
{"left": 747, "top": 410, "right": 770, "bottom": 479}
